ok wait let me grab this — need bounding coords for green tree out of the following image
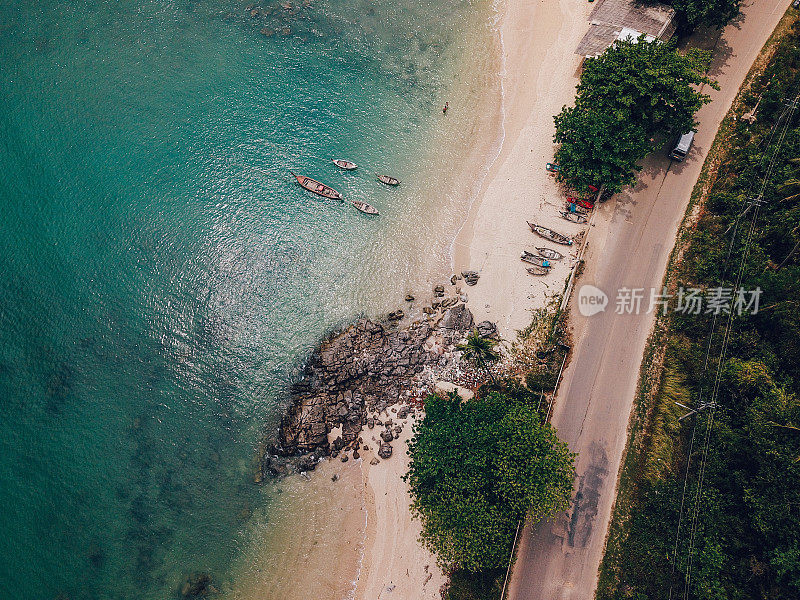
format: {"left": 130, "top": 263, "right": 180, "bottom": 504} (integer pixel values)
{"left": 554, "top": 38, "right": 715, "bottom": 194}
{"left": 669, "top": 0, "right": 741, "bottom": 30}
{"left": 554, "top": 106, "right": 649, "bottom": 193}
{"left": 405, "top": 392, "right": 575, "bottom": 571}
{"left": 457, "top": 330, "right": 500, "bottom": 383}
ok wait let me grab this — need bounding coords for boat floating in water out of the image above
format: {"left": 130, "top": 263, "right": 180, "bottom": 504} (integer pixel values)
{"left": 377, "top": 174, "right": 400, "bottom": 186}
{"left": 535, "top": 247, "right": 564, "bottom": 260}
{"left": 351, "top": 200, "right": 378, "bottom": 215}
{"left": 527, "top": 222, "right": 573, "bottom": 245}
{"left": 332, "top": 159, "right": 358, "bottom": 170}
{"left": 291, "top": 172, "right": 342, "bottom": 200}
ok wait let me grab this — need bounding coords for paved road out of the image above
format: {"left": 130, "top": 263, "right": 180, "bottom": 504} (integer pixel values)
{"left": 507, "top": 1, "right": 788, "bottom": 599}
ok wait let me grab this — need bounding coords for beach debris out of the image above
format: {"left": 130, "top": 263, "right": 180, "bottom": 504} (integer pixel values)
{"left": 387, "top": 309, "right": 404, "bottom": 321}
{"left": 331, "top": 474, "right": 339, "bottom": 482}
{"left": 434, "top": 284, "right": 445, "bottom": 297}
{"left": 461, "top": 270, "right": 480, "bottom": 286}
{"left": 450, "top": 274, "right": 458, "bottom": 285}
{"left": 370, "top": 457, "right": 380, "bottom": 465}
{"left": 405, "top": 294, "right": 415, "bottom": 302}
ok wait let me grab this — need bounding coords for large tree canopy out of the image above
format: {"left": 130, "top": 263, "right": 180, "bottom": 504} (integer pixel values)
{"left": 405, "top": 392, "right": 575, "bottom": 572}
{"left": 554, "top": 38, "right": 715, "bottom": 194}
{"left": 669, "top": 0, "right": 741, "bottom": 30}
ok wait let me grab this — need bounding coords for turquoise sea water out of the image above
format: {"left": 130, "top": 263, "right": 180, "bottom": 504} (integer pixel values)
{"left": 0, "top": 1, "right": 500, "bottom": 599}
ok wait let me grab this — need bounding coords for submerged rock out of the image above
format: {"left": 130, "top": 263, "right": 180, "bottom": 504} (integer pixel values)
{"left": 180, "top": 573, "right": 215, "bottom": 599}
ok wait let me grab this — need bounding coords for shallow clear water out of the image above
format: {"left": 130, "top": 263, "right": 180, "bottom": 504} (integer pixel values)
{"left": 0, "top": 1, "right": 500, "bottom": 598}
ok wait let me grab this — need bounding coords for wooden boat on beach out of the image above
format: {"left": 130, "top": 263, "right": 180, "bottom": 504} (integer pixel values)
{"left": 559, "top": 210, "right": 587, "bottom": 224}
{"left": 377, "top": 174, "right": 400, "bottom": 186}
{"left": 521, "top": 251, "right": 551, "bottom": 268}
{"left": 527, "top": 222, "right": 573, "bottom": 245}
{"left": 291, "top": 172, "right": 342, "bottom": 200}
{"left": 527, "top": 266, "right": 549, "bottom": 276}
{"left": 535, "top": 247, "right": 564, "bottom": 260}
{"left": 351, "top": 200, "right": 378, "bottom": 215}
{"left": 332, "top": 159, "right": 358, "bottom": 170}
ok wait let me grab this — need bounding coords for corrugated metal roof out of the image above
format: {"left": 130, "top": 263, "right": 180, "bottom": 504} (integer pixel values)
{"left": 575, "top": 0, "right": 676, "bottom": 58}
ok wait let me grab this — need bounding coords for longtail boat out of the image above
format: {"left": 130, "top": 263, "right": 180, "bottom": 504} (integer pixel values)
{"left": 521, "top": 252, "right": 551, "bottom": 268}
{"left": 351, "top": 200, "right": 378, "bottom": 215}
{"left": 527, "top": 222, "right": 573, "bottom": 246}
{"left": 332, "top": 159, "right": 358, "bottom": 170}
{"left": 377, "top": 174, "right": 400, "bottom": 186}
{"left": 535, "top": 247, "right": 564, "bottom": 260}
{"left": 526, "top": 266, "right": 549, "bottom": 276}
{"left": 291, "top": 172, "right": 342, "bottom": 200}
{"left": 559, "top": 210, "right": 588, "bottom": 224}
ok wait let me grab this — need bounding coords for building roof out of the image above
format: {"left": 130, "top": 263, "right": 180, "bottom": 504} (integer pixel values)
{"left": 575, "top": 0, "right": 676, "bottom": 58}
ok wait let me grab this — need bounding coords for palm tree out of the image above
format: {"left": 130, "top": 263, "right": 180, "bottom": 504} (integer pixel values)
{"left": 457, "top": 330, "right": 500, "bottom": 384}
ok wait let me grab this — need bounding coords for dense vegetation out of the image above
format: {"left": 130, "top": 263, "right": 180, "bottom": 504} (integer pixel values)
{"left": 598, "top": 24, "right": 800, "bottom": 600}
{"left": 667, "top": 0, "right": 741, "bottom": 30}
{"left": 554, "top": 38, "right": 715, "bottom": 194}
{"left": 405, "top": 391, "right": 574, "bottom": 573}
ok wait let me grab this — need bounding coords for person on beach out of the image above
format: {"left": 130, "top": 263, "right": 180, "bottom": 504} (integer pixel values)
{"left": 443, "top": 101, "right": 449, "bottom": 114}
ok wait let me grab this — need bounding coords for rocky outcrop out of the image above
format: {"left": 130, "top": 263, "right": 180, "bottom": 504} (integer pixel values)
{"left": 261, "top": 306, "right": 476, "bottom": 474}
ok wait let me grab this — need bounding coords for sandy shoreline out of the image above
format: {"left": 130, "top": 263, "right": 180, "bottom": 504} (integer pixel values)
{"left": 351, "top": 0, "right": 594, "bottom": 596}
{"left": 228, "top": 1, "right": 594, "bottom": 598}
{"left": 454, "top": 0, "right": 591, "bottom": 337}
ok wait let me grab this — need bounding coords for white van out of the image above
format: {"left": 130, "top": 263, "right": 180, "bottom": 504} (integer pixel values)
{"left": 669, "top": 131, "right": 696, "bottom": 162}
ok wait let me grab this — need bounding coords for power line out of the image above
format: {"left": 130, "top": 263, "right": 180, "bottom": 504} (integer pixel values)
{"left": 668, "top": 94, "right": 799, "bottom": 600}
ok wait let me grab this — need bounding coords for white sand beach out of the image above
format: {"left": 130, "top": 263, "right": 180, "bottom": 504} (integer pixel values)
{"left": 353, "top": 0, "right": 593, "bottom": 597}
{"left": 232, "top": 2, "right": 595, "bottom": 598}
{"left": 454, "top": 0, "right": 591, "bottom": 337}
